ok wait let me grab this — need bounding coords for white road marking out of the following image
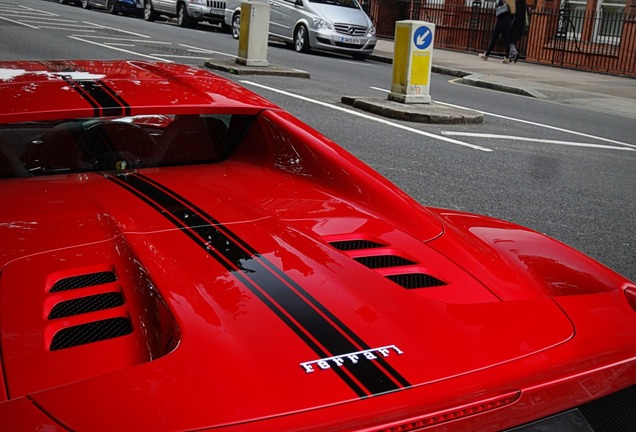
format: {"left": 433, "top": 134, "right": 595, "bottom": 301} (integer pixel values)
{"left": 441, "top": 132, "right": 635, "bottom": 151}
{"left": 19, "top": 17, "right": 77, "bottom": 23}
{"left": 73, "top": 35, "right": 172, "bottom": 44}
{"left": 369, "top": 86, "right": 635, "bottom": 149}
{"left": 152, "top": 54, "right": 214, "bottom": 60}
{"left": 0, "top": 15, "right": 39, "bottom": 29}
{"left": 179, "top": 43, "right": 237, "bottom": 58}
{"left": 37, "top": 23, "right": 100, "bottom": 28}
{"left": 82, "top": 21, "right": 151, "bottom": 38}
{"left": 241, "top": 81, "right": 493, "bottom": 152}
{"left": 42, "top": 27, "right": 97, "bottom": 32}
{"left": 105, "top": 43, "right": 137, "bottom": 47}
{"left": 0, "top": 7, "right": 57, "bottom": 17}
{"left": 67, "top": 36, "right": 172, "bottom": 62}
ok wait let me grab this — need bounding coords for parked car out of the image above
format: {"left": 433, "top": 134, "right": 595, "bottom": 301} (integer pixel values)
{"left": 225, "top": 0, "right": 376, "bottom": 59}
{"left": 143, "top": 0, "right": 228, "bottom": 29}
{"left": 0, "top": 59, "right": 635, "bottom": 431}
{"left": 78, "top": 0, "right": 144, "bottom": 15}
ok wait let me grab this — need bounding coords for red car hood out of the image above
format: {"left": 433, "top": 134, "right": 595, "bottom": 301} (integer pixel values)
{"left": 0, "top": 164, "right": 573, "bottom": 430}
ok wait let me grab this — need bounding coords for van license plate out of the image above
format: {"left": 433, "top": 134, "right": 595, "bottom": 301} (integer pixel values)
{"left": 341, "top": 37, "right": 361, "bottom": 44}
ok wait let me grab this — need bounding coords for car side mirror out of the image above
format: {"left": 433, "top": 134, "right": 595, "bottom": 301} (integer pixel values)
{"left": 295, "top": 0, "right": 303, "bottom": 6}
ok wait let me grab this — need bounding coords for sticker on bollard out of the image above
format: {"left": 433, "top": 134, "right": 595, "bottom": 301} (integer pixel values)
{"left": 413, "top": 25, "right": 433, "bottom": 50}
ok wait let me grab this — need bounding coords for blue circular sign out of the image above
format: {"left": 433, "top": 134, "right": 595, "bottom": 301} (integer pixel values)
{"left": 413, "top": 25, "right": 433, "bottom": 50}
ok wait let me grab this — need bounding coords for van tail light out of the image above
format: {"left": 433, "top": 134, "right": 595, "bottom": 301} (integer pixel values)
{"left": 374, "top": 391, "right": 521, "bottom": 432}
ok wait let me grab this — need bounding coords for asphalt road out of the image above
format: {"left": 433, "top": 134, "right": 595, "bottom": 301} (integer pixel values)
{"left": 2, "top": 0, "right": 635, "bottom": 282}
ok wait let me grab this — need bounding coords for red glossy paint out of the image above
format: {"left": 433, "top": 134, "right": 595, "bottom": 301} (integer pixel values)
{"left": 0, "top": 60, "right": 634, "bottom": 431}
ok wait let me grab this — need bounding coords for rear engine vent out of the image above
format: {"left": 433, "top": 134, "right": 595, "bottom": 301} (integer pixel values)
{"left": 48, "top": 292, "right": 125, "bottom": 319}
{"left": 354, "top": 255, "right": 416, "bottom": 269}
{"left": 50, "top": 317, "right": 133, "bottom": 351}
{"left": 329, "top": 240, "right": 385, "bottom": 251}
{"left": 387, "top": 273, "right": 446, "bottom": 289}
{"left": 50, "top": 271, "right": 117, "bottom": 292}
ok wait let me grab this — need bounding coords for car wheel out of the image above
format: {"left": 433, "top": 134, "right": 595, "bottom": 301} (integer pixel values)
{"left": 106, "top": 0, "right": 117, "bottom": 14}
{"left": 294, "top": 24, "right": 310, "bottom": 53}
{"left": 177, "top": 3, "right": 194, "bottom": 28}
{"left": 143, "top": 0, "right": 156, "bottom": 21}
{"left": 81, "top": 0, "right": 90, "bottom": 8}
{"left": 231, "top": 13, "right": 240, "bottom": 40}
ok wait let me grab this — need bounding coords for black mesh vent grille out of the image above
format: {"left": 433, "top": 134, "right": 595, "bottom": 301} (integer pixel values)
{"left": 50, "top": 271, "right": 117, "bottom": 292}
{"left": 354, "top": 255, "right": 416, "bottom": 269}
{"left": 579, "top": 384, "right": 636, "bottom": 432}
{"left": 48, "top": 292, "right": 125, "bottom": 319}
{"left": 329, "top": 240, "right": 385, "bottom": 251}
{"left": 50, "top": 317, "right": 132, "bottom": 351}
{"left": 386, "top": 273, "right": 446, "bottom": 289}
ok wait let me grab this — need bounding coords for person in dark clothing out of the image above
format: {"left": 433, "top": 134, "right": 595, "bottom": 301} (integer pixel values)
{"left": 509, "top": 0, "right": 527, "bottom": 62}
{"left": 479, "top": 0, "right": 516, "bottom": 63}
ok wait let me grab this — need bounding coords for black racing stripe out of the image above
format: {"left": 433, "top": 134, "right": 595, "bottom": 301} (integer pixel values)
{"left": 133, "top": 173, "right": 411, "bottom": 394}
{"left": 132, "top": 173, "right": 410, "bottom": 392}
{"left": 76, "top": 80, "right": 125, "bottom": 116}
{"left": 106, "top": 174, "right": 368, "bottom": 397}
{"left": 61, "top": 77, "right": 100, "bottom": 117}
{"left": 110, "top": 173, "right": 410, "bottom": 396}
{"left": 137, "top": 173, "right": 412, "bottom": 390}
{"left": 98, "top": 81, "right": 131, "bottom": 116}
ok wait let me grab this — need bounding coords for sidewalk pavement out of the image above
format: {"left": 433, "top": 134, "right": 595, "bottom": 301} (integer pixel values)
{"left": 369, "top": 38, "right": 636, "bottom": 120}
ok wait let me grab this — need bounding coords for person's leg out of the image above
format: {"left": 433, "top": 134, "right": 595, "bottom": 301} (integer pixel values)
{"left": 481, "top": 19, "right": 503, "bottom": 59}
{"left": 501, "top": 14, "right": 513, "bottom": 62}
{"left": 509, "top": 43, "right": 518, "bottom": 61}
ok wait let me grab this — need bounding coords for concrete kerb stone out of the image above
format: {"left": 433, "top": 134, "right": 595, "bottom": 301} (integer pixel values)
{"left": 459, "top": 74, "right": 548, "bottom": 99}
{"left": 204, "top": 58, "right": 310, "bottom": 78}
{"left": 341, "top": 96, "right": 483, "bottom": 124}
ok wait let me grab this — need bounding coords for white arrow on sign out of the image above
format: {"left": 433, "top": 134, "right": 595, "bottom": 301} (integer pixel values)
{"left": 416, "top": 29, "right": 430, "bottom": 46}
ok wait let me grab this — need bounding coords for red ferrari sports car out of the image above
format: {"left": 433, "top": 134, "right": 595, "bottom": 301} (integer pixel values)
{"left": 0, "top": 60, "right": 634, "bottom": 431}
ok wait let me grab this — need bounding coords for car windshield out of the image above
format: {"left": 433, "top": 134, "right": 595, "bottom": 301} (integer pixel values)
{"left": 0, "top": 114, "right": 255, "bottom": 178}
{"left": 308, "top": 0, "right": 361, "bottom": 9}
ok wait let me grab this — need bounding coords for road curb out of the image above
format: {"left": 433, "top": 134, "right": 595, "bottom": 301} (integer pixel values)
{"left": 204, "top": 59, "right": 310, "bottom": 78}
{"left": 341, "top": 96, "right": 483, "bottom": 124}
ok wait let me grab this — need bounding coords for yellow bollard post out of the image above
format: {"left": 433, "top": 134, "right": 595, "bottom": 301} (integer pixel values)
{"left": 389, "top": 20, "right": 435, "bottom": 104}
{"left": 236, "top": 1, "right": 270, "bottom": 67}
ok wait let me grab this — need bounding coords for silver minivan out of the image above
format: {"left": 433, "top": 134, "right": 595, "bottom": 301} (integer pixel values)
{"left": 224, "top": 0, "right": 376, "bottom": 59}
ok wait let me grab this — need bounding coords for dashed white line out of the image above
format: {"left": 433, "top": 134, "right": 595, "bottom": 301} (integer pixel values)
{"left": 82, "top": 21, "right": 151, "bottom": 38}
{"left": 437, "top": 100, "right": 636, "bottom": 149}
{"left": 441, "top": 132, "right": 635, "bottom": 151}
{"left": 74, "top": 35, "right": 172, "bottom": 44}
{"left": 42, "top": 27, "right": 97, "bottom": 32}
{"left": 241, "top": 81, "right": 493, "bottom": 152}
{"left": 178, "top": 43, "right": 237, "bottom": 58}
{"left": 0, "top": 15, "right": 39, "bottom": 29}
{"left": 369, "top": 86, "right": 635, "bottom": 149}
{"left": 67, "top": 36, "right": 172, "bottom": 62}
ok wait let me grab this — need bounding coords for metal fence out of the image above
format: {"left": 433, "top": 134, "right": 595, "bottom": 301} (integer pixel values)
{"left": 368, "top": 0, "right": 636, "bottom": 77}
{"left": 528, "top": 8, "right": 635, "bottom": 75}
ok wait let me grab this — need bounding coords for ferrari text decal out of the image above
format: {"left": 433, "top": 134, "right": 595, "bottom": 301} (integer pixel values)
{"left": 301, "top": 345, "right": 404, "bottom": 373}
{"left": 107, "top": 173, "right": 412, "bottom": 398}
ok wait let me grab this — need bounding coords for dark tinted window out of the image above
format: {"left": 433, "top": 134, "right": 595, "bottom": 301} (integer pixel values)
{"left": 0, "top": 114, "right": 254, "bottom": 178}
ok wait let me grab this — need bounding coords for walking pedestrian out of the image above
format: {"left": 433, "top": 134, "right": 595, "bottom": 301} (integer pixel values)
{"left": 479, "top": 0, "right": 516, "bottom": 63}
{"left": 509, "top": 0, "right": 527, "bottom": 62}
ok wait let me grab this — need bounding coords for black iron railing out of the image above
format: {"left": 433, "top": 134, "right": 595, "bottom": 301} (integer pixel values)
{"left": 367, "top": 0, "right": 636, "bottom": 77}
